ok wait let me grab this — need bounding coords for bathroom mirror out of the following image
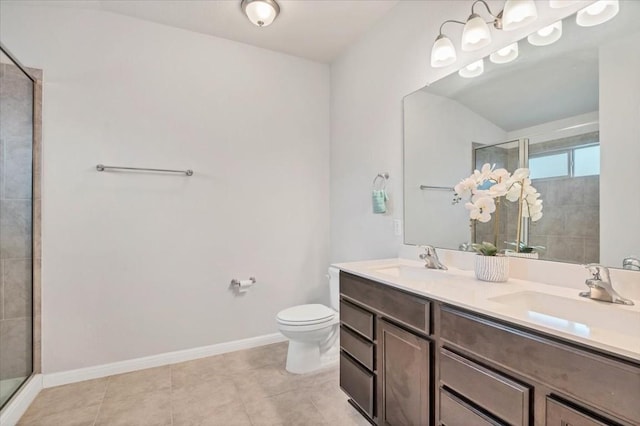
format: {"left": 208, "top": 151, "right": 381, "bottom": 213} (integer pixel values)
{"left": 403, "top": 1, "right": 640, "bottom": 271}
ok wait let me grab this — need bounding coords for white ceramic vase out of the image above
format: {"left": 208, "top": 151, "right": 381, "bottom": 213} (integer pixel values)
{"left": 475, "top": 255, "right": 509, "bottom": 282}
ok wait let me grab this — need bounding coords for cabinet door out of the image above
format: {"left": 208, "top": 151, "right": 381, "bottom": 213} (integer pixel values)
{"left": 378, "top": 318, "right": 430, "bottom": 426}
{"left": 545, "top": 397, "right": 611, "bottom": 426}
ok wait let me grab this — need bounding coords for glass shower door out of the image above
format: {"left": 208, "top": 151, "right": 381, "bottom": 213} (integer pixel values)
{"left": 0, "top": 46, "right": 34, "bottom": 409}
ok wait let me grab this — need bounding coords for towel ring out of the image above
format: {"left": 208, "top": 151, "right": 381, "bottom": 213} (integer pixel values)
{"left": 373, "top": 172, "right": 389, "bottom": 190}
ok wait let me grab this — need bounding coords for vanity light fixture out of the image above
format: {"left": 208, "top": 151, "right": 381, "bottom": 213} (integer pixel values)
{"left": 576, "top": 0, "right": 619, "bottom": 27}
{"left": 527, "top": 20, "right": 562, "bottom": 46}
{"left": 549, "top": 0, "right": 580, "bottom": 8}
{"left": 241, "top": 0, "right": 280, "bottom": 27}
{"left": 459, "top": 59, "right": 485, "bottom": 78}
{"left": 490, "top": 42, "right": 519, "bottom": 64}
{"left": 501, "top": 0, "right": 538, "bottom": 31}
{"left": 430, "top": 0, "right": 538, "bottom": 68}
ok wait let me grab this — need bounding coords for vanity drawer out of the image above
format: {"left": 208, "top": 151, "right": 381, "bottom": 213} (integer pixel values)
{"left": 341, "top": 271, "right": 430, "bottom": 335}
{"left": 340, "top": 325, "right": 374, "bottom": 371}
{"left": 440, "top": 348, "right": 529, "bottom": 426}
{"left": 340, "top": 299, "right": 375, "bottom": 340}
{"left": 440, "top": 388, "right": 503, "bottom": 426}
{"left": 545, "top": 397, "right": 610, "bottom": 426}
{"left": 340, "top": 351, "right": 375, "bottom": 418}
{"left": 439, "top": 306, "right": 640, "bottom": 425}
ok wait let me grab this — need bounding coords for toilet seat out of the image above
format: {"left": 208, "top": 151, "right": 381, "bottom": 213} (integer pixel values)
{"left": 277, "top": 304, "right": 336, "bottom": 326}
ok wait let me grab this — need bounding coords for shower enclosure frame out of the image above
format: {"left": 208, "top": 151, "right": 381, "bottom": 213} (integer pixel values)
{"left": 0, "top": 42, "right": 42, "bottom": 411}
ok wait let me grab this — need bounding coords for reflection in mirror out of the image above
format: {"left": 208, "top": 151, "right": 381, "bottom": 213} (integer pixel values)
{"left": 403, "top": 1, "right": 640, "bottom": 271}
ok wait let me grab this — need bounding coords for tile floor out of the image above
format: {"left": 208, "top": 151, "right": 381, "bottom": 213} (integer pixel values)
{"left": 18, "top": 342, "right": 369, "bottom": 426}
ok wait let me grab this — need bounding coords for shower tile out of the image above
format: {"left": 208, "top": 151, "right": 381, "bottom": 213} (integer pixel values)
{"left": 0, "top": 199, "right": 32, "bottom": 259}
{"left": 547, "top": 236, "right": 585, "bottom": 264}
{"left": 104, "top": 365, "right": 170, "bottom": 399}
{"left": 21, "top": 378, "right": 107, "bottom": 420}
{"left": 95, "top": 389, "right": 171, "bottom": 426}
{"left": 17, "top": 404, "right": 99, "bottom": 426}
{"left": 33, "top": 199, "right": 41, "bottom": 259}
{"left": 3, "top": 137, "right": 33, "bottom": 200}
{"left": 3, "top": 258, "right": 32, "bottom": 319}
{"left": 0, "top": 260, "right": 4, "bottom": 319}
{"left": 0, "top": 65, "right": 33, "bottom": 141}
{"left": 0, "top": 317, "right": 32, "bottom": 379}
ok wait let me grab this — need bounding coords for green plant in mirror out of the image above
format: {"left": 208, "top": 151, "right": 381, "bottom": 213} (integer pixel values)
{"left": 471, "top": 242, "right": 499, "bottom": 256}
{"left": 504, "top": 241, "right": 545, "bottom": 254}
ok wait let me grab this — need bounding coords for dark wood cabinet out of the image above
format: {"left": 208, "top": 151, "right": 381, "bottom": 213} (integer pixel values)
{"left": 339, "top": 271, "right": 639, "bottom": 426}
{"left": 377, "top": 319, "right": 430, "bottom": 426}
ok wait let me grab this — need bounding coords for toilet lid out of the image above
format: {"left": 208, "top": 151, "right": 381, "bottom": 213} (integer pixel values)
{"left": 277, "top": 304, "right": 336, "bottom": 325}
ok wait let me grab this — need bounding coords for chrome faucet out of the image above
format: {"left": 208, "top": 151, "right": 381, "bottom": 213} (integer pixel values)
{"left": 623, "top": 256, "right": 640, "bottom": 271}
{"left": 419, "top": 245, "right": 447, "bottom": 270}
{"left": 580, "top": 264, "right": 634, "bottom": 305}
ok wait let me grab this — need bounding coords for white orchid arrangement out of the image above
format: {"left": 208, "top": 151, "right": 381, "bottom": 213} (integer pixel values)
{"left": 453, "top": 163, "right": 543, "bottom": 252}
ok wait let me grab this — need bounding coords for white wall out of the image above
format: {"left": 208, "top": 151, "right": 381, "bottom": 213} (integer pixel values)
{"left": 0, "top": 4, "right": 330, "bottom": 373}
{"left": 599, "top": 31, "right": 640, "bottom": 266}
{"left": 330, "top": 0, "right": 593, "bottom": 263}
{"left": 404, "top": 91, "right": 506, "bottom": 247}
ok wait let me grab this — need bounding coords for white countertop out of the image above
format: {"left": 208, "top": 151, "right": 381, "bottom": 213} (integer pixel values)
{"left": 333, "top": 258, "right": 640, "bottom": 362}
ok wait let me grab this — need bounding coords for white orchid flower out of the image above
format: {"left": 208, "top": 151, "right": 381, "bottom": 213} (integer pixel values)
{"left": 511, "top": 168, "right": 530, "bottom": 181}
{"left": 489, "top": 168, "right": 510, "bottom": 182}
{"left": 465, "top": 196, "right": 496, "bottom": 223}
{"left": 473, "top": 163, "right": 495, "bottom": 184}
{"left": 488, "top": 182, "right": 508, "bottom": 198}
{"left": 454, "top": 177, "right": 477, "bottom": 199}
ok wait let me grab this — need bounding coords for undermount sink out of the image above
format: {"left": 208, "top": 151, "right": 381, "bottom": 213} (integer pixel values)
{"left": 373, "top": 265, "right": 451, "bottom": 281}
{"left": 488, "top": 291, "right": 640, "bottom": 336}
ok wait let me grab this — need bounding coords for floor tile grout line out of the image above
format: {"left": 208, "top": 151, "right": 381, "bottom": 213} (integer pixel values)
{"left": 91, "top": 377, "right": 110, "bottom": 426}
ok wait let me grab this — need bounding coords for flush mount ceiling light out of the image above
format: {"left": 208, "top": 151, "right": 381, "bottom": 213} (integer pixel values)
{"left": 241, "top": 0, "right": 280, "bottom": 27}
{"left": 459, "top": 59, "right": 485, "bottom": 78}
{"left": 490, "top": 42, "right": 519, "bottom": 64}
{"left": 576, "top": 0, "right": 619, "bottom": 27}
{"left": 528, "top": 20, "right": 562, "bottom": 46}
{"left": 430, "top": 0, "right": 537, "bottom": 68}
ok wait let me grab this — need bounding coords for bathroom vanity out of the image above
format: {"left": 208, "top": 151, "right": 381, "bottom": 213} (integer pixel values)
{"left": 335, "top": 260, "right": 640, "bottom": 426}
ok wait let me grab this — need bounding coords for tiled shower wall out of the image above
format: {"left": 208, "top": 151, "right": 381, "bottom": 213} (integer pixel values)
{"left": 472, "top": 132, "right": 600, "bottom": 264}
{"left": 0, "top": 62, "right": 34, "bottom": 381}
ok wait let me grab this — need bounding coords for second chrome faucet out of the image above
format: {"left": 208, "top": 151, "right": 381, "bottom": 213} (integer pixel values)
{"left": 419, "top": 245, "right": 447, "bottom": 270}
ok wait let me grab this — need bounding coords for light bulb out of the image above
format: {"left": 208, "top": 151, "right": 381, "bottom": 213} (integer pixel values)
{"left": 459, "top": 59, "right": 484, "bottom": 78}
{"left": 462, "top": 14, "right": 492, "bottom": 51}
{"left": 576, "top": 0, "right": 619, "bottom": 27}
{"left": 502, "top": 0, "right": 538, "bottom": 31}
{"left": 527, "top": 21, "right": 562, "bottom": 46}
{"left": 490, "top": 42, "right": 519, "bottom": 64}
{"left": 431, "top": 34, "right": 457, "bottom": 68}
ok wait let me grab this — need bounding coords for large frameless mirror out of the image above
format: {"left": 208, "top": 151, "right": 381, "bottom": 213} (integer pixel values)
{"left": 403, "top": 1, "right": 640, "bottom": 271}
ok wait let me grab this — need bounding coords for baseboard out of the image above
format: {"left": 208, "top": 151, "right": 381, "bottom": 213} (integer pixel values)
{"left": 0, "top": 374, "right": 43, "bottom": 426}
{"left": 42, "top": 332, "right": 286, "bottom": 388}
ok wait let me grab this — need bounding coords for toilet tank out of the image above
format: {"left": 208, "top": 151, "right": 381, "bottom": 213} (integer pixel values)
{"left": 328, "top": 267, "right": 340, "bottom": 311}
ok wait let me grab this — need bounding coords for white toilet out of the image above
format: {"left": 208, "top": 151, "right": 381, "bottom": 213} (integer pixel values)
{"left": 276, "top": 267, "right": 340, "bottom": 374}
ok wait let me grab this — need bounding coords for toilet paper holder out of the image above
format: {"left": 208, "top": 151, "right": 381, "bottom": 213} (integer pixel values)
{"left": 231, "top": 277, "right": 256, "bottom": 288}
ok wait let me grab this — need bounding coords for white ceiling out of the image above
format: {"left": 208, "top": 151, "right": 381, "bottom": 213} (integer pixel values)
{"left": 18, "top": 0, "right": 399, "bottom": 63}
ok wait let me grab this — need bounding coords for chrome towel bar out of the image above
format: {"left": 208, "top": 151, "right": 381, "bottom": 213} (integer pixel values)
{"left": 419, "top": 185, "right": 453, "bottom": 191}
{"left": 96, "top": 164, "right": 193, "bottom": 176}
